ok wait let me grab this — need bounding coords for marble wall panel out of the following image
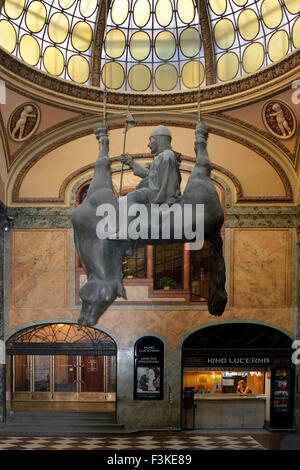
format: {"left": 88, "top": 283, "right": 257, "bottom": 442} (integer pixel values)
{"left": 10, "top": 229, "right": 69, "bottom": 329}
{"left": 231, "top": 229, "right": 292, "bottom": 309}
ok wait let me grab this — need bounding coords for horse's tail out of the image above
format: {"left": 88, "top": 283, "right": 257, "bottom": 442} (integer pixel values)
{"left": 207, "top": 234, "right": 227, "bottom": 316}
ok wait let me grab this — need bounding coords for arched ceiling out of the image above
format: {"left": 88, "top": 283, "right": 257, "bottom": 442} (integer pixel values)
{"left": 0, "top": 0, "right": 299, "bottom": 91}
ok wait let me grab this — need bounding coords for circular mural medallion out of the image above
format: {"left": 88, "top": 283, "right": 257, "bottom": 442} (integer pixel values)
{"left": 8, "top": 102, "right": 40, "bottom": 142}
{"left": 262, "top": 100, "right": 297, "bottom": 139}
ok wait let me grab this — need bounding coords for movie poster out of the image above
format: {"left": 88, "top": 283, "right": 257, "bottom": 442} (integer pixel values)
{"left": 134, "top": 336, "right": 164, "bottom": 400}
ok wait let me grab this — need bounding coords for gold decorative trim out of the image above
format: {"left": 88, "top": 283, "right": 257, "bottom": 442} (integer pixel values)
{"left": 1, "top": 47, "right": 300, "bottom": 112}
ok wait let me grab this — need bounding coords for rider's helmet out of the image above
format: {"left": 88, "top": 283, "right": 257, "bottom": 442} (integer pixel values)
{"left": 150, "top": 125, "right": 172, "bottom": 139}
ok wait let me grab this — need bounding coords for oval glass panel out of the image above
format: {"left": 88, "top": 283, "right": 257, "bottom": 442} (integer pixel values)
{"left": 268, "top": 30, "right": 289, "bottom": 62}
{"left": 182, "top": 60, "right": 205, "bottom": 88}
{"left": 105, "top": 29, "right": 126, "bottom": 59}
{"left": 67, "top": 55, "right": 90, "bottom": 83}
{"left": 242, "top": 42, "right": 264, "bottom": 73}
{"left": 102, "top": 62, "right": 125, "bottom": 89}
{"left": 43, "top": 46, "right": 64, "bottom": 76}
{"left": 155, "top": 64, "right": 178, "bottom": 91}
{"left": 26, "top": 1, "right": 46, "bottom": 33}
{"left": 261, "top": 0, "right": 283, "bottom": 29}
{"left": 0, "top": 20, "right": 16, "bottom": 53}
{"left": 111, "top": 0, "right": 129, "bottom": 25}
{"left": 214, "top": 19, "right": 235, "bottom": 50}
{"left": 232, "top": 0, "right": 248, "bottom": 5}
{"left": 130, "top": 31, "right": 151, "bottom": 61}
{"left": 155, "top": 0, "right": 173, "bottom": 27}
{"left": 217, "top": 52, "right": 239, "bottom": 81}
{"left": 48, "top": 12, "right": 69, "bottom": 44}
{"left": 128, "top": 64, "right": 151, "bottom": 91}
{"left": 208, "top": 0, "right": 227, "bottom": 16}
{"left": 133, "top": 0, "right": 151, "bottom": 27}
{"left": 59, "top": 0, "right": 76, "bottom": 9}
{"left": 72, "top": 22, "right": 92, "bottom": 52}
{"left": 180, "top": 28, "right": 201, "bottom": 58}
{"left": 178, "top": 0, "right": 195, "bottom": 24}
{"left": 284, "top": 0, "right": 300, "bottom": 14}
{"left": 155, "top": 31, "right": 176, "bottom": 60}
{"left": 80, "top": 0, "right": 97, "bottom": 17}
{"left": 292, "top": 17, "right": 300, "bottom": 48}
{"left": 238, "top": 9, "right": 259, "bottom": 41}
{"left": 19, "top": 34, "right": 40, "bottom": 65}
{"left": 4, "top": 0, "right": 25, "bottom": 19}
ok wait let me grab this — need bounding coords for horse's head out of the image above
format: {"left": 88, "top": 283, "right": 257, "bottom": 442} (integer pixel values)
{"left": 78, "top": 279, "right": 125, "bottom": 328}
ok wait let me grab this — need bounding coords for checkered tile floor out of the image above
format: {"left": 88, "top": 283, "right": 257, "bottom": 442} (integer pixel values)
{"left": 0, "top": 434, "right": 265, "bottom": 450}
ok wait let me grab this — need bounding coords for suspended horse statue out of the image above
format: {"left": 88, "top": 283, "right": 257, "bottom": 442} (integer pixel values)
{"left": 72, "top": 121, "right": 227, "bottom": 328}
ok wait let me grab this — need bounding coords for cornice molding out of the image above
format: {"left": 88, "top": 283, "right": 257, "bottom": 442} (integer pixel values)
{"left": 0, "top": 47, "right": 300, "bottom": 113}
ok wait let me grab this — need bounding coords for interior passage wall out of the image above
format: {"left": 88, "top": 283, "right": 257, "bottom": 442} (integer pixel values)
{"left": 8, "top": 227, "right": 294, "bottom": 348}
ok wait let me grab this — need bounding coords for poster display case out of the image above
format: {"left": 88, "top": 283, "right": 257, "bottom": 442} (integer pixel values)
{"left": 134, "top": 336, "right": 164, "bottom": 400}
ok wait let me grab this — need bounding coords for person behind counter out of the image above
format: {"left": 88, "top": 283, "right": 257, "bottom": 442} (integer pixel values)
{"left": 237, "top": 379, "right": 252, "bottom": 395}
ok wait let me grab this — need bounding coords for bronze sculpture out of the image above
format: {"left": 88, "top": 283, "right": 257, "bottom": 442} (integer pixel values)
{"left": 72, "top": 122, "right": 227, "bottom": 328}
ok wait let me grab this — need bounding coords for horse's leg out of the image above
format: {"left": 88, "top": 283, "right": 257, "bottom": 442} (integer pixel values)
{"left": 207, "top": 233, "right": 227, "bottom": 316}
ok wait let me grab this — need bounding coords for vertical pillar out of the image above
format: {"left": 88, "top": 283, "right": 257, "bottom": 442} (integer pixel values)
{"left": 183, "top": 244, "right": 190, "bottom": 291}
{"left": 147, "top": 245, "right": 154, "bottom": 279}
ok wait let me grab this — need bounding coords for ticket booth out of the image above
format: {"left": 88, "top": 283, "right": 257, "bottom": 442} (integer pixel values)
{"left": 182, "top": 323, "right": 295, "bottom": 430}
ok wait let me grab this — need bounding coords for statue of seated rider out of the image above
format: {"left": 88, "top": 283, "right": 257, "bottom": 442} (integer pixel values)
{"left": 120, "top": 125, "right": 182, "bottom": 205}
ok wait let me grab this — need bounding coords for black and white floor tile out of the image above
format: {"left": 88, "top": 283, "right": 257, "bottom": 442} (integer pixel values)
{"left": 0, "top": 434, "right": 265, "bottom": 450}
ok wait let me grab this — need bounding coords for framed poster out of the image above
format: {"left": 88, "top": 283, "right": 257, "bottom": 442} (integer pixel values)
{"left": 273, "top": 369, "right": 289, "bottom": 412}
{"left": 134, "top": 336, "right": 164, "bottom": 400}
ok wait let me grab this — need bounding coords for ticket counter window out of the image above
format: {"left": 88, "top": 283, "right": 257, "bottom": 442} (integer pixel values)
{"left": 183, "top": 369, "right": 269, "bottom": 429}
{"left": 183, "top": 370, "right": 265, "bottom": 395}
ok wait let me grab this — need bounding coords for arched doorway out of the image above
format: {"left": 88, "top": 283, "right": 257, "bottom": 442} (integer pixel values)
{"left": 182, "top": 322, "right": 295, "bottom": 430}
{"left": 6, "top": 323, "right": 117, "bottom": 413}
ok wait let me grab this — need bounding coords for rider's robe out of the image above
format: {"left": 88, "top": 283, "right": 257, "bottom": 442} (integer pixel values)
{"left": 129, "top": 149, "right": 181, "bottom": 205}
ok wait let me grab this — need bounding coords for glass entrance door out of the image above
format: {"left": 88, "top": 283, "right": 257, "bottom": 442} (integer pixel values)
{"left": 12, "top": 354, "right": 116, "bottom": 403}
{"left": 53, "top": 355, "right": 78, "bottom": 401}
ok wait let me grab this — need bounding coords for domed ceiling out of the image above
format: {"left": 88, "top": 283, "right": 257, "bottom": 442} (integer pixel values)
{"left": 0, "top": 0, "right": 299, "bottom": 92}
